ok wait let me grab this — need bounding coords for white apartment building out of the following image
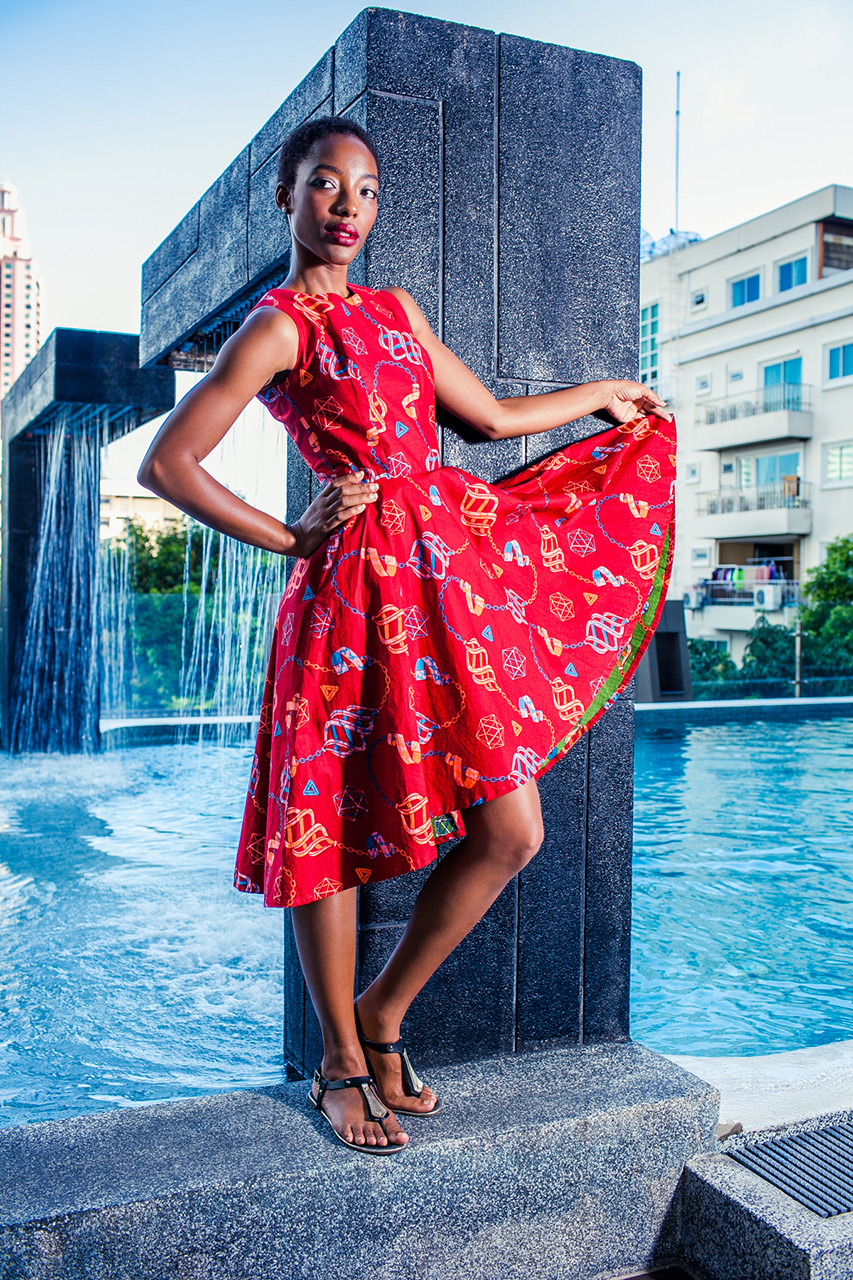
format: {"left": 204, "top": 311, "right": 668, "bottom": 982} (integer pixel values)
{"left": 641, "top": 185, "right": 853, "bottom": 662}
{"left": 0, "top": 181, "right": 41, "bottom": 401}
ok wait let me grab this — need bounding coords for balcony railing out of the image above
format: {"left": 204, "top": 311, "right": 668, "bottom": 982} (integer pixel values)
{"left": 697, "top": 383, "right": 813, "bottom": 426}
{"left": 698, "top": 578, "right": 801, "bottom": 608}
{"left": 695, "top": 481, "right": 812, "bottom": 516}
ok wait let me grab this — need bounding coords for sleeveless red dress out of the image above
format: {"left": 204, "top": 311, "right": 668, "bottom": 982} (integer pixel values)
{"left": 234, "top": 286, "right": 675, "bottom": 908}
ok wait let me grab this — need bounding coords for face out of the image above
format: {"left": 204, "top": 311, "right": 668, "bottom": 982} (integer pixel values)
{"left": 276, "top": 134, "right": 379, "bottom": 266}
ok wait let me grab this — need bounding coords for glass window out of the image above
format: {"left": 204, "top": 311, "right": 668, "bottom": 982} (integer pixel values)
{"left": 639, "top": 301, "right": 659, "bottom": 389}
{"left": 763, "top": 358, "right": 803, "bottom": 410}
{"left": 732, "top": 273, "right": 760, "bottom": 307}
{"left": 778, "top": 257, "right": 807, "bottom": 292}
{"left": 828, "top": 342, "right": 853, "bottom": 380}
{"left": 737, "top": 450, "right": 800, "bottom": 488}
{"left": 825, "top": 442, "right": 853, "bottom": 484}
{"left": 755, "top": 451, "right": 800, "bottom": 485}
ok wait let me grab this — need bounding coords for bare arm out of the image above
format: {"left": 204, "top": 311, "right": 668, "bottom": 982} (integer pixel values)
{"left": 137, "top": 307, "right": 378, "bottom": 556}
{"left": 385, "top": 287, "right": 669, "bottom": 440}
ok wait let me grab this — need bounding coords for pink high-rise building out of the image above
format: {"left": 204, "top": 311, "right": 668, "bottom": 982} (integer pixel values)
{"left": 1, "top": 181, "right": 41, "bottom": 400}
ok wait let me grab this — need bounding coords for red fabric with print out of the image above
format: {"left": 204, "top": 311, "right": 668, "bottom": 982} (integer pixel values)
{"left": 234, "top": 285, "right": 676, "bottom": 908}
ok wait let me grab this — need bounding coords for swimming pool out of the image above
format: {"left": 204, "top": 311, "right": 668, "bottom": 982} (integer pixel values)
{"left": 631, "top": 716, "right": 853, "bottom": 1057}
{"left": 1, "top": 717, "right": 851, "bottom": 1127}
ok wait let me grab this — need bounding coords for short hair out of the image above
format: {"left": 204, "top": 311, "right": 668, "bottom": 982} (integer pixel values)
{"left": 276, "top": 116, "right": 380, "bottom": 191}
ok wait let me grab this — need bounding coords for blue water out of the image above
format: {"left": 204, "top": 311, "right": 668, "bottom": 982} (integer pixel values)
{"left": 1, "top": 718, "right": 851, "bottom": 1128}
{"left": 0, "top": 746, "right": 283, "bottom": 1129}
{"left": 631, "top": 716, "right": 853, "bottom": 1057}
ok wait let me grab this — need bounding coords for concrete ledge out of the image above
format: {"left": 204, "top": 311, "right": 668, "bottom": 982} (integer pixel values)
{"left": 666, "top": 1041, "right": 853, "bottom": 1132}
{"left": 681, "top": 1150, "right": 853, "bottom": 1280}
{"left": 635, "top": 696, "right": 853, "bottom": 725}
{"left": 0, "top": 1043, "right": 717, "bottom": 1280}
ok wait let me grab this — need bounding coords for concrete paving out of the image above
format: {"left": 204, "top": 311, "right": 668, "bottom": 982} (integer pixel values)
{"left": 664, "top": 1039, "right": 853, "bottom": 1132}
{"left": 0, "top": 1042, "right": 716, "bottom": 1280}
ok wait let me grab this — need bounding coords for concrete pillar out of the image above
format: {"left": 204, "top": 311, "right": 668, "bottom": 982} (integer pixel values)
{"left": 139, "top": 9, "right": 643, "bottom": 1073}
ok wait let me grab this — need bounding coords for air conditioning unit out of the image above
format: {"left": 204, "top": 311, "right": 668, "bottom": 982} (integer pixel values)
{"left": 683, "top": 587, "right": 705, "bottom": 610}
{"left": 754, "top": 582, "right": 783, "bottom": 610}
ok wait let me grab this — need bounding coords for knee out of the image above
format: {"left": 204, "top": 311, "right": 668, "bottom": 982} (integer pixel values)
{"left": 490, "top": 818, "right": 545, "bottom": 877}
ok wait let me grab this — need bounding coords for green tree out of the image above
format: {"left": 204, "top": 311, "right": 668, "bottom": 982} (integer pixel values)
{"left": 687, "top": 638, "right": 738, "bottom": 683}
{"left": 799, "top": 535, "right": 853, "bottom": 676}
{"left": 123, "top": 518, "right": 210, "bottom": 594}
{"left": 739, "top": 615, "right": 795, "bottom": 682}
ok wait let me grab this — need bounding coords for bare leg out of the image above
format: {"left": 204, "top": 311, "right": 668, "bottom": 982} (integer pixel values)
{"left": 290, "top": 886, "right": 408, "bottom": 1147}
{"left": 356, "top": 778, "right": 544, "bottom": 1112}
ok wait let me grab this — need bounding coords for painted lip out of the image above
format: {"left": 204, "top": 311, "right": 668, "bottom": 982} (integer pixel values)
{"left": 324, "top": 223, "right": 359, "bottom": 246}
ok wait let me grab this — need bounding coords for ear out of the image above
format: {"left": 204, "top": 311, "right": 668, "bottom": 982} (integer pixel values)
{"left": 275, "top": 182, "right": 292, "bottom": 214}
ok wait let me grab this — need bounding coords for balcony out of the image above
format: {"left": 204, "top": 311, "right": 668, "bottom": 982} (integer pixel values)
{"left": 687, "top": 577, "right": 801, "bottom": 631}
{"left": 693, "top": 481, "right": 812, "bottom": 538}
{"left": 694, "top": 384, "right": 814, "bottom": 451}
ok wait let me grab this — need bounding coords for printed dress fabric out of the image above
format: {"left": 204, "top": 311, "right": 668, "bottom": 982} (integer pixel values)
{"left": 234, "top": 286, "right": 676, "bottom": 909}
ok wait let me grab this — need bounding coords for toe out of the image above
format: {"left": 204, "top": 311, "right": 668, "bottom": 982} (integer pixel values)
{"left": 384, "top": 1116, "right": 409, "bottom": 1146}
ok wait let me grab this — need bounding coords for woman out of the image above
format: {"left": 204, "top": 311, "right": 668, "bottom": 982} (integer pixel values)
{"left": 138, "top": 116, "right": 674, "bottom": 1155}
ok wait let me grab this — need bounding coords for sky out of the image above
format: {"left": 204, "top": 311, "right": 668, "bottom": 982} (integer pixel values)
{"left": 5, "top": 0, "right": 853, "bottom": 343}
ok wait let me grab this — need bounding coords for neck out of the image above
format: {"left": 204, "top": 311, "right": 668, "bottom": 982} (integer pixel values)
{"left": 283, "top": 257, "right": 352, "bottom": 298}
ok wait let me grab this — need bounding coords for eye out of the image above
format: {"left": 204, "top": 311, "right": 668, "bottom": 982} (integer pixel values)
{"left": 310, "top": 177, "right": 335, "bottom": 190}
{"left": 362, "top": 186, "right": 378, "bottom": 201}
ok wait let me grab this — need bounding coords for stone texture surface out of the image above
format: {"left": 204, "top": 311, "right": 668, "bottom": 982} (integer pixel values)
{"left": 1, "top": 329, "right": 174, "bottom": 444}
{"left": 0, "top": 1044, "right": 717, "bottom": 1280}
{"left": 680, "top": 1150, "right": 853, "bottom": 1280}
{"left": 138, "top": 9, "right": 643, "bottom": 1076}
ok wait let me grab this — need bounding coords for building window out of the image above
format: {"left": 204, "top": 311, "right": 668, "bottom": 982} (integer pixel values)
{"left": 685, "top": 462, "right": 701, "bottom": 485}
{"left": 691, "top": 289, "right": 707, "bottom": 310}
{"left": 738, "top": 449, "right": 801, "bottom": 488}
{"left": 763, "top": 357, "right": 803, "bottom": 410}
{"left": 639, "top": 301, "right": 659, "bottom": 389}
{"left": 731, "top": 273, "right": 760, "bottom": 308}
{"left": 695, "top": 374, "right": 711, "bottom": 396}
{"left": 778, "top": 257, "right": 807, "bottom": 292}
{"left": 828, "top": 341, "right": 853, "bottom": 381}
{"left": 823, "top": 441, "right": 853, "bottom": 486}
{"left": 821, "top": 219, "right": 853, "bottom": 274}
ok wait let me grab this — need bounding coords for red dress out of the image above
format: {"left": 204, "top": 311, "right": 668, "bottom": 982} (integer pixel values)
{"left": 234, "top": 286, "right": 675, "bottom": 908}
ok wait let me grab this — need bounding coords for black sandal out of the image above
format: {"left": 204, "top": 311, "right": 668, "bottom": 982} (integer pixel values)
{"left": 308, "top": 1069, "right": 406, "bottom": 1154}
{"left": 353, "top": 1001, "right": 443, "bottom": 1117}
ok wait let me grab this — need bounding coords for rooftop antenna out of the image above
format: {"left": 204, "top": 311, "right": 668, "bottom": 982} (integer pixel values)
{"left": 674, "top": 70, "right": 681, "bottom": 244}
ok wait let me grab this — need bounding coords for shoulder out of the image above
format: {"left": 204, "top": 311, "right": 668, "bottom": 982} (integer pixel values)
{"left": 378, "top": 286, "right": 432, "bottom": 338}
{"left": 217, "top": 297, "right": 301, "bottom": 375}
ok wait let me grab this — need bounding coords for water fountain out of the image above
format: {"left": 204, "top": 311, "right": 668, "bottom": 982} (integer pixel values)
{"left": 0, "top": 328, "right": 174, "bottom": 751}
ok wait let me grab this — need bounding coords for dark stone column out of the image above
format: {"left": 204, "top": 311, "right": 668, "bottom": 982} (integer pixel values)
{"left": 138, "top": 9, "right": 642, "bottom": 1074}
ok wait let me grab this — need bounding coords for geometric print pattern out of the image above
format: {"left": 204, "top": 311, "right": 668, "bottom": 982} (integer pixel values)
{"left": 234, "top": 286, "right": 676, "bottom": 908}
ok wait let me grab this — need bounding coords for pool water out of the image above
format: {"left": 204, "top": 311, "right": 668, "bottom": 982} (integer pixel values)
{"left": 0, "top": 746, "right": 283, "bottom": 1129}
{"left": 631, "top": 716, "right": 853, "bottom": 1057}
{"left": 1, "top": 717, "right": 851, "bottom": 1128}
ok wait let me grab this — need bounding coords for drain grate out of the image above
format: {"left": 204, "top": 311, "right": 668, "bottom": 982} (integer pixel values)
{"left": 729, "top": 1121, "right": 853, "bottom": 1217}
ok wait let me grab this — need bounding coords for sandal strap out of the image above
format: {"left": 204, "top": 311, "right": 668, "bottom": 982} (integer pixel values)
{"left": 312, "top": 1068, "right": 390, "bottom": 1123}
{"left": 353, "top": 1003, "right": 425, "bottom": 1099}
{"left": 354, "top": 1000, "right": 405, "bottom": 1055}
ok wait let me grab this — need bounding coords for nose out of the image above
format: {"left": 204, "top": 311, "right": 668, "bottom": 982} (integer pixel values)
{"left": 332, "top": 185, "right": 357, "bottom": 216}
